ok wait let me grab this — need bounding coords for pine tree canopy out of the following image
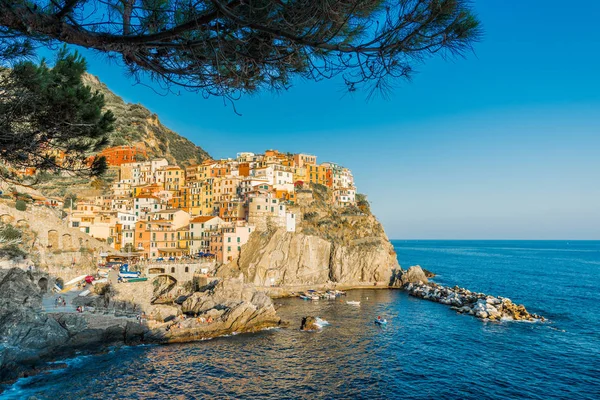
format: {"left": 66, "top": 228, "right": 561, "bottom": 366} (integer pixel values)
{"left": 0, "top": 0, "right": 481, "bottom": 98}
{"left": 0, "top": 48, "right": 114, "bottom": 178}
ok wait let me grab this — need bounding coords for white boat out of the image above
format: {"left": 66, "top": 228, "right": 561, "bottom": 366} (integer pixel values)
{"left": 79, "top": 289, "right": 90, "bottom": 297}
{"left": 119, "top": 272, "right": 141, "bottom": 279}
{"left": 64, "top": 275, "right": 87, "bottom": 287}
{"left": 91, "top": 278, "right": 107, "bottom": 285}
{"left": 309, "top": 295, "right": 320, "bottom": 301}
{"left": 346, "top": 301, "right": 361, "bottom": 306}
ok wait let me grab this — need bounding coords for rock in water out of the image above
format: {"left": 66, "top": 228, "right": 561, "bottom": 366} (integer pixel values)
{"left": 422, "top": 268, "right": 436, "bottom": 278}
{"left": 390, "top": 265, "right": 429, "bottom": 287}
{"left": 300, "top": 316, "right": 320, "bottom": 331}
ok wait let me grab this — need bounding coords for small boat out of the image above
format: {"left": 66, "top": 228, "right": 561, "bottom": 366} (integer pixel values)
{"left": 79, "top": 289, "right": 90, "bottom": 297}
{"left": 374, "top": 318, "right": 388, "bottom": 325}
{"left": 346, "top": 301, "right": 361, "bottom": 306}
{"left": 119, "top": 272, "right": 141, "bottom": 278}
{"left": 119, "top": 264, "right": 141, "bottom": 279}
{"left": 308, "top": 294, "right": 320, "bottom": 301}
{"left": 91, "top": 278, "right": 108, "bottom": 285}
{"left": 125, "top": 277, "right": 148, "bottom": 283}
{"left": 64, "top": 275, "right": 87, "bottom": 287}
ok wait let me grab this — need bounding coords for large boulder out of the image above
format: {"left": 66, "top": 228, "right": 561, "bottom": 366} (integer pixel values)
{"left": 300, "top": 316, "right": 319, "bottom": 331}
{"left": 178, "top": 275, "right": 280, "bottom": 339}
{"left": 390, "top": 265, "right": 429, "bottom": 287}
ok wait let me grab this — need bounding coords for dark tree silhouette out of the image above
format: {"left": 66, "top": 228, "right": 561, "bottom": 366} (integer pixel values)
{"left": 0, "top": 48, "right": 115, "bottom": 178}
{"left": 0, "top": 0, "right": 481, "bottom": 99}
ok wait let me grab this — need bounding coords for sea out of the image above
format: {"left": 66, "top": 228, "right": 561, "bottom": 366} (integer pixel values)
{"left": 2, "top": 240, "right": 599, "bottom": 399}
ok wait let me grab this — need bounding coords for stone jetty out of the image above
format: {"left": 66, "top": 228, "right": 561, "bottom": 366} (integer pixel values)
{"left": 391, "top": 265, "right": 544, "bottom": 322}
{"left": 405, "top": 281, "right": 545, "bottom": 322}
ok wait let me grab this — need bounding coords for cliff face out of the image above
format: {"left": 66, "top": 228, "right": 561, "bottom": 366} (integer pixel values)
{"left": 223, "top": 190, "right": 399, "bottom": 289}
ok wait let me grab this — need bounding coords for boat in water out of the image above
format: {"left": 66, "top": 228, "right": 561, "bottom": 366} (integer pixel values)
{"left": 346, "top": 301, "right": 361, "bottom": 306}
{"left": 374, "top": 318, "right": 388, "bottom": 325}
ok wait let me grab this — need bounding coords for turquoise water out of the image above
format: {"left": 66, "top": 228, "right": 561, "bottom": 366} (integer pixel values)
{"left": 2, "top": 241, "right": 599, "bottom": 399}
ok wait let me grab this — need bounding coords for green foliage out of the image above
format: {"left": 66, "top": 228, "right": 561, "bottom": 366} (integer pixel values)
{"left": 63, "top": 193, "right": 77, "bottom": 209}
{"left": 0, "top": 1, "right": 480, "bottom": 100}
{"left": 0, "top": 47, "right": 115, "bottom": 177}
{"left": 0, "top": 224, "right": 25, "bottom": 260}
{"left": 15, "top": 199, "right": 27, "bottom": 211}
{"left": 356, "top": 193, "right": 371, "bottom": 214}
{"left": 0, "top": 244, "right": 26, "bottom": 259}
{"left": 0, "top": 224, "right": 22, "bottom": 241}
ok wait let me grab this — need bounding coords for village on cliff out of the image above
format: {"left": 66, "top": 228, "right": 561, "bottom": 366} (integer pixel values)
{"left": 62, "top": 147, "right": 358, "bottom": 264}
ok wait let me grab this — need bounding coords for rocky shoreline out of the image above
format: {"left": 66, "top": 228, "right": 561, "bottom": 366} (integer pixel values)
{"left": 392, "top": 266, "right": 545, "bottom": 322}
{"left": 0, "top": 264, "right": 545, "bottom": 388}
{"left": 0, "top": 268, "right": 280, "bottom": 385}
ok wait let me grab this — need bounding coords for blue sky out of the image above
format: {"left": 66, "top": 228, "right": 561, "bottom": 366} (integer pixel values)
{"left": 55, "top": 1, "right": 600, "bottom": 239}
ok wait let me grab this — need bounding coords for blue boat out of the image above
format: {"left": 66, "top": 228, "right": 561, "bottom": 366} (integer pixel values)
{"left": 119, "top": 264, "right": 141, "bottom": 279}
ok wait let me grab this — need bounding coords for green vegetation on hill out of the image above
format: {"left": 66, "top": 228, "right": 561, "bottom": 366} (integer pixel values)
{"left": 32, "top": 76, "right": 211, "bottom": 197}
{"left": 82, "top": 74, "right": 210, "bottom": 167}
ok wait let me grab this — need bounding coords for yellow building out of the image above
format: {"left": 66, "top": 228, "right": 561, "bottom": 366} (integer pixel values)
{"left": 185, "top": 161, "right": 215, "bottom": 182}
{"left": 199, "top": 179, "right": 214, "bottom": 216}
{"left": 306, "top": 164, "right": 328, "bottom": 186}
{"left": 163, "top": 166, "right": 185, "bottom": 191}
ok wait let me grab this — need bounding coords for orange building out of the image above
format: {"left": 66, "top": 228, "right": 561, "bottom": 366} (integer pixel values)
{"left": 238, "top": 162, "right": 251, "bottom": 177}
{"left": 134, "top": 220, "right": 151, "bottom": 258}
{"left": 96, "top": 145, "right": 147, "bottom": 166}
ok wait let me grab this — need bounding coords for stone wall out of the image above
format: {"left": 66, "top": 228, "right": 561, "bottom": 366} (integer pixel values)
{"left": 0, "top": 202, "right": 111, "bottom": 270}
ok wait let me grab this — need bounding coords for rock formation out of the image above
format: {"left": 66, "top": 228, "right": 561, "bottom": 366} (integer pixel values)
{"left": 224, "top": 211, "right": 398, "bottom": 289}
{"left": 403, "top": 281, "right": 545, "bottom": 322}
{"left": 390, "top": 265, "right": 429, "bottom": 287}
{"left": 0, "top": 268, "right": 280, "bottom": 384}
{"left": 300, "top": 316, "right": 320, "bottom": 331}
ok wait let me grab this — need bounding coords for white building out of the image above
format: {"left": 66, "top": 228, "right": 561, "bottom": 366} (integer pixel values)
{"left": 189, "top": 215, "right": 224, "bottom": 253}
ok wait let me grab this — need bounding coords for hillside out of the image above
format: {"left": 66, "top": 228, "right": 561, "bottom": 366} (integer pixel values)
{"left": 82, "top": 74, "right": 210, "bottom": 166}
{"left": 34, "top": 75, "right": 211, "bottom": 197}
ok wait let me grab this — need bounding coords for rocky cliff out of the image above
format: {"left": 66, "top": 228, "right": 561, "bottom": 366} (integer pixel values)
{"left": 220, "top": 187, "right": 399, "bottom": 290}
